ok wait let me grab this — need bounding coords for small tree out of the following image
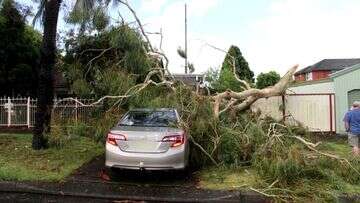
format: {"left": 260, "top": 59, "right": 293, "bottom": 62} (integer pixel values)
{"left": 205, "top": 67, "right": 245, "bottom": 92}
{"left": 256, "top": 71, "right": 281, "bottom": 89}
{"left": 221, "top": 45, "right": 254, "bottom": 83}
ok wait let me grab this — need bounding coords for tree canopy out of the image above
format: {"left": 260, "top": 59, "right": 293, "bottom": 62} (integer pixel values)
{"left": 0, "top": 0, "right": 41, "bottom": 97}
{"left": 206, "top": 45, "right": 255, "bottom": 92}
{"left": 205, "top": 45, "right": 254, "bottom": 92}
{"left": 221, "top": 45, "right": 254, "bottom": 83}
{"left": 63, "top": 24, "right": 156, "bottom": 98}
{"left": 256, "top": 71, "right": 281, "bottom": 89}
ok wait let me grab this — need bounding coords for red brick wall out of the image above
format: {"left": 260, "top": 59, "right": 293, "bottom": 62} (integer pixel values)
{"left": 295, "top": 74, "right": 305, "bottom": 81}
{"left": 312, "top": 70, "right": 330, "bottom": 80}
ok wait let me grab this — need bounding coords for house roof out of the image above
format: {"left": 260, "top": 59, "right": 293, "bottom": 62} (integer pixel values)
{"left": 330, "top": 63, "right": 360, "bottom": 78}
{"left": 295, "top": 59, "right": 360, "bottom": 75}
{"left": 167, "top": 73, "right": 204, "bottom": 78}
{"left": 165, "top": 74, "right": 204, "bottom": 85}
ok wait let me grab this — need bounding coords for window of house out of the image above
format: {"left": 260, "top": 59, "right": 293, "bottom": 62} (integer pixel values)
{"left": 305, "top": 72, "right": 313, "bottom": 81}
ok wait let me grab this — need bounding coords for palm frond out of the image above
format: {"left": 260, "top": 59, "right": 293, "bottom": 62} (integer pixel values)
{"left": 67, "top": 0, "right": 96, "bottom": 31}
{"left": 177, "top": 47, "right": 187, "bottom": 59}
{"left": 188, "top": 63, "right": 195, "bottom": 73}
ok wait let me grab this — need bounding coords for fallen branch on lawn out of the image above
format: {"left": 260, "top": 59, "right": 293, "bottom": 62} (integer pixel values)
{"left": 293, "top": 136, "right": 321, "bottom": 148}
{"left": 250, "top": 179, "right": 295, "bottom": 202}
{"left": 268, "top": 123, "right": 360, "bottom": 176}
{"left": 298, "top": 139, "right": 360, "bottom": 176}
{"left": 189, "top": 136, "right": 219, "bottom": 166}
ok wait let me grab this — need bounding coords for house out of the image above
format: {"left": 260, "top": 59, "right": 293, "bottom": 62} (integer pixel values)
{"left": 288, "top": 62, "right": 360, "bottom": 134}
{"left": 166, "top": 74, "right": 205, "bottom": 87}
{"left": 294, "top": 59, "right": 360, "bottom": 81}
{"left": 330, "top": 64, "right": 360, "bottom": 134}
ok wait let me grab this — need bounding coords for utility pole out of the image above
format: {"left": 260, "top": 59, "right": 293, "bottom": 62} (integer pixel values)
{"left": 184, "top": 3, "right": 188, "bottom": 74}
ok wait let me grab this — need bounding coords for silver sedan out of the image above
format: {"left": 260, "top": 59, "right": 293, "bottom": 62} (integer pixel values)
{"left": 105, "top": 108, "right": 189, "bottom": 170}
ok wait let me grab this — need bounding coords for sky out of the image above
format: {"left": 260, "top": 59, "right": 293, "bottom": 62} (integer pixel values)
{"left": 18, "top": 0, "right": 360, "bottom": 76}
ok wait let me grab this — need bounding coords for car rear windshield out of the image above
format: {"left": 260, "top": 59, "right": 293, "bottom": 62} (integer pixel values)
{"left": 118, "top": 110, "right": 178, "bottom": 127}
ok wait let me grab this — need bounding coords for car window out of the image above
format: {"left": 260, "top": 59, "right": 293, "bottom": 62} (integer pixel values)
{"left": 118, "top": 110, "right": 177, "bottom": 127}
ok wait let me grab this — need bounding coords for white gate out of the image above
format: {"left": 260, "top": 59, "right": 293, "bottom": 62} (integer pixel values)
{"left": 253, "top": 94, "right": 336, "bottom": 132}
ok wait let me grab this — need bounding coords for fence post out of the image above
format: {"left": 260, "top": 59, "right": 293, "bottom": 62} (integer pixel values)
{"left": 7, "top": 97, "right": 11, "bottom": 127}
{"left": 281, "top": 95, "right": 286, "bottom": 122}
{"left": 75, "top": 98, "right": 78, "bottom": 123}
{"left": 27, "top": 97, "right": 30, "bottom": 128}
{"left": 329, "top": 94, "right": 333, "bottom": 133}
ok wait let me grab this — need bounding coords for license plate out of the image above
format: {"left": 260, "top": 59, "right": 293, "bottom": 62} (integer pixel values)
{"left": 132, "top": 141, "right": 155, "bottom": 151}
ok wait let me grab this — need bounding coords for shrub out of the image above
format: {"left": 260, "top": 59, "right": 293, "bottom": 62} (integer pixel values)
{"left": 65, "top": 121, "right": 90, "bottom": 138}
{"left": 47, "top": 118, "right": 74, "bottom": 148}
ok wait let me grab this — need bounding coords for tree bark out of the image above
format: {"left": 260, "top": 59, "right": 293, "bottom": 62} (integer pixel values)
{"left": 32, "top": 0, "right": 61, "bottom": 150}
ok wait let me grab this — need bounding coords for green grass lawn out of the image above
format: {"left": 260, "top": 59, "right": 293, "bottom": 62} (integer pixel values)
{"left": 0, "top": 134, "right": 104, "bottom": 181}
{"left": 198, "top": 167, "right": 264, "bottom": 190}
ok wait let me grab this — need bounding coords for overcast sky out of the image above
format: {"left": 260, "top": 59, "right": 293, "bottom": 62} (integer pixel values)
{"left": 19, "top": 0, "right": 360, "bottom": 76}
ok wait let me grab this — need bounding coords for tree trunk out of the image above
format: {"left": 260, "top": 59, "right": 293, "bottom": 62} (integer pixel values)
{"left": 32, "top": 0, "right": 61, "bottom": 150}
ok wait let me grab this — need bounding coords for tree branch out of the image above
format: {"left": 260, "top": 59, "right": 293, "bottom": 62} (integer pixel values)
{"left": 213, "top": 65, "right": 298, "bottom": 118}
{"left": 116, "top": 0, "right": 174, "bottom": 80}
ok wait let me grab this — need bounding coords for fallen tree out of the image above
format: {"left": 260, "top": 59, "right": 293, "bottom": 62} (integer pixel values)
{"left": 56, "top": 0, "right": 298, "bottom": 117}
{"left": 50, "top": 2, "right": 360, "bottom": 202}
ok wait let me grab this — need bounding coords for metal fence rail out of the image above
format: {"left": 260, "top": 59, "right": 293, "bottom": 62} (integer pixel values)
{"left": 0, "top": 97, "right": 99, "bottom": 128}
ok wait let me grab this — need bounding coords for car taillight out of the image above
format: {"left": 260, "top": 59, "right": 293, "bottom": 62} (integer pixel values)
{"left": 107, "top": 133, "right": 126, "bottom": 146}
{"left": 162, "top": 133, "right": 185, "bottom": 147}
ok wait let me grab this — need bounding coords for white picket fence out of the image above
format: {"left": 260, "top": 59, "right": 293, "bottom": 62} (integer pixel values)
{"left": 252, "top": 94, "right": 336, "bottom": 132}
{"left": 0, "top": 97, "right": 99, "bottom": 128}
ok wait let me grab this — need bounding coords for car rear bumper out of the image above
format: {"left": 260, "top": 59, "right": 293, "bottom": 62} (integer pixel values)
{"left": 105, "top": 143, "right": 187, "bottom": 170}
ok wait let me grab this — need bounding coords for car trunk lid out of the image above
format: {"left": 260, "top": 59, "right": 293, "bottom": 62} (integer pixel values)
{"left": 110, "top": 126, "right": 183, "bottom": 153}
